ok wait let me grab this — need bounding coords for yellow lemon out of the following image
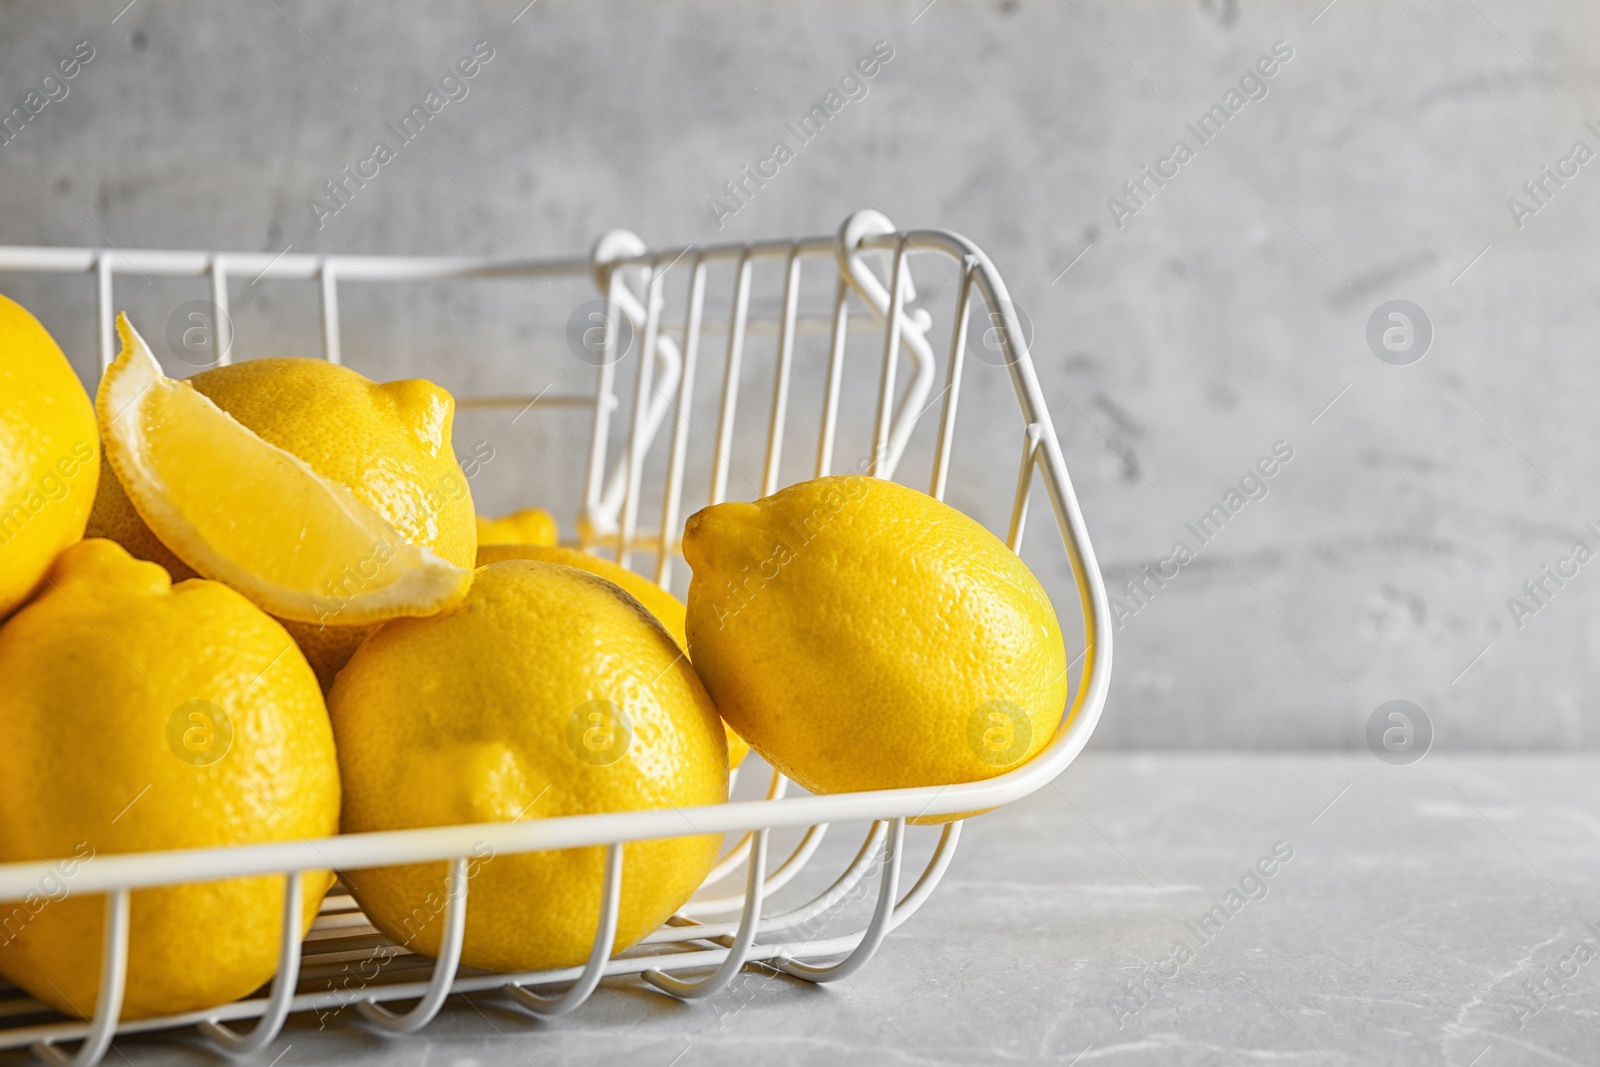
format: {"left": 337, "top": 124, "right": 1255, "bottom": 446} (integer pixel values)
{"left": 329, "top": 560, "right": 727, "bottom": 973}
{"left": 476, "top": 507, "right": 558, "bottom": 546}
{"left": 682, "top": 475, "right": 1067, "bottom": 822}
{"left": 477, "top": 543, "right": 750, "bottom": 769}
{"left": 0, "top": 294, "right": 99, "bottom": 618}
{"left": 92, "top": 315, "right": 478, "bottom": 686}
{"left": 0, "top": 539, "right": 339, "bottom": 1020}
{"left": 86, "top": 453, "right": 194, "bottom": 582}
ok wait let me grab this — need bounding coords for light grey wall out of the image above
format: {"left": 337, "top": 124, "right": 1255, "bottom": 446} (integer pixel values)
{"left": 2, "top": 0, "right": 1596, "bottom": 750}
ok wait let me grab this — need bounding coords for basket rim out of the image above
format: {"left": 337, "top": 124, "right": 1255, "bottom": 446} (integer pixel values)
{"left": 0, "top": 216, "right": 1112, "bottom": 904}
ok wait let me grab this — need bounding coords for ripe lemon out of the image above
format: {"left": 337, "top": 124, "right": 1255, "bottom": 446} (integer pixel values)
{"left": 86, "top": 453, "right": 193, "bottom": 581}
{"left": 477, "top": 543, "right": 750, "bottom": 769}
{"left": 0, "top": 539, "right": 339, "bottom": 1020}
{"left": 0, "top": 294, "right": 99, "bottom": 618}
{"left": 682, "top": 475, "right": 1067, "bottom": 821}
{"left": 329, "top": 559, "right": 727, "bottom": 973}
{"left": 476, "top": 507, "right": 558, "bottom": 546}
{"left": 92, "top": 315, "right": 478, "bottom": 685}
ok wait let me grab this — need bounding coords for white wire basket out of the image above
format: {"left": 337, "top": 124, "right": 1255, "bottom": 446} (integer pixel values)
{"left": 0, "top": 210, "right": 1111, "bottom": 1065}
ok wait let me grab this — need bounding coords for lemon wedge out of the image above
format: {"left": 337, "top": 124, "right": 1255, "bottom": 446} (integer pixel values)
{"left": 96, "top": 314, "right": 471, "bottom": 625}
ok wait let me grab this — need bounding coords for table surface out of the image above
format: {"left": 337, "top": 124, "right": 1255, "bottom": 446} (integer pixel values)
{"left": 95, "top": 754, "right": 1600, "bottom": 1067}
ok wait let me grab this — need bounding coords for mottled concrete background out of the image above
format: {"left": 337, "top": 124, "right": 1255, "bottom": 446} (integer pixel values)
{"left": 1, "top": 1, "right": 1594, "bottom": 750}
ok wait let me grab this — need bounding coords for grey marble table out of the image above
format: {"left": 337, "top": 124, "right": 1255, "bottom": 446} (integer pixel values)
{"left": 98, "top": 754, "right": 1600, "bottom": 1066}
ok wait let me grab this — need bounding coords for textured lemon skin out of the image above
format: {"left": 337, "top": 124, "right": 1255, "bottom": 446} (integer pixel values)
{"left": 281, "top": 620, "right": 370, "bottom": 692}
{"left": 189, "top": 359, "right": 476, "bottom": 567}
{"left": 476, "top": 508, "right": 558, "bottom": 547}
{"left": 476, "top": 543, "right": 751, "bottom": 770}
{"left": 329, "top": 560, "right": 727, "bottom": 973}
{"left": 89, "top": 355, "right": 477, "bottom": 687}
{"left": 86, "top": 454, "right": 194, "bottom": 581}
{"left": 683, "top": 475, "right": 1067, "bottom": 822}
{"left": 0, "top": 540, "right": 339, "bottom": 1020}
{"left": 0, "top": 295, "right": 99, "bottom": 618}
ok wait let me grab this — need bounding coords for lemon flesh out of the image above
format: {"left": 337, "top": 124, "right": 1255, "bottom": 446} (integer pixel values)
{"left": 96, "top": 315, "right": 469, "bottom": 626}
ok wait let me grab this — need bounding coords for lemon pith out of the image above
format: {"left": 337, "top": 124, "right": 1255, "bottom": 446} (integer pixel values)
{"left": 330, "top": 560, "right": 728, "bottom": 972}
{"left": 94, "top": 315, "right": 471, "bottom": 627}
{"left": 0, "top": 539, "right": 339, "bottom": 1020}
{"left": 0, "top": 294, "right": 99, "bottom": 619}
{"left": 683, "top": 475, "right": 1068, "bottom": 821}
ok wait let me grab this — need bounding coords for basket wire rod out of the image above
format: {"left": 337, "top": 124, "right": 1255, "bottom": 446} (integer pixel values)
{"left": 356, "top": 857, "right": 468, "bottom": 1034}
{"left": 0, "top": 825, "right": 958, "bottom": 1054}
{"left": 642, "top": 830, "right": 768, "bottom": 999}
{"left": 885, "top": 819, "right": 962, "bottom": 934}
{"left": 760, "top": 818, "right": 886, "bottom": 934}
{"left": 664, "top": 818, "right": 884, "bottom": 941}
{"left": 458, "top": 394, "right": 600, "bottom": 411}
{"left": 318, "top": 260, "right": 341, "bottom": 365}
{"left": 0, "top": 835, "right": 956, "bottom": 1059}
{"left": 209, "top": 256, "right": 232, "bottom": 367}
{"left": 198, "top": 871, "right": 302, "bottom": 1054}
{"left": 777, "top": 817, "right": 904, "bottom": 982}
{"left": 761, "top": 247, "right": 803, "bottom": 496}
{"left": 697, "top": 766, "right": 788, "bottom": 890}
{"left": 5, "top": 927, "right": 956, "bottom": 1055}
{"left": 31, "top": 888, "right": 128, "bottom": 1067}
{"left": 654, "top": 257, "right": 707, "bottom": 588}
{"left": 713, "top": 820, "right": 960, "bottom": 963}
{"left": 0, "top": 234, "right": 849, "bottom": 282}
{"left": 580, "top": 230, "right": 647, "bottom": 536}
{"left": 964, "top": 246, "right": 1111, "bottom": 757}
{"left": 580, "top": 272, "right": 627, "bottom": 539}
{"left": 503, "top": 843, "right": 623, "bottom": 1017}
{"left": 674, "top": 306, "right": 881, "bottom": 339}
{"left": 930, "top": 257, "right": 977, "bottom": 502}
{"left": 674, "top": 821, "right": 829, "bottom": 920}
{"left": 616, "top": 263, "right": 663, "bottom": 569}
{"left": 1007, "top": 423, "right": 1044, "bottom": 554}
{"left": 868, "top": 238, "right": 909, "bottom": 477}
{"left": 904, "top": 225, "right": 1109, "bottom": 708}
{"left": 590, "top": 268, "right": 683, "bottom": 540}
{"left": 709, "top": 252, "right": 754, "bottom": 506}
{"left": 95, "top": 255, "right": 114, "bottom": 372}
{"left": 834, "top": 211, "right": 936, "bottom": 480}
{"left": 702, "top": 819, "right": 958, "bottom": 963}
{"left": 813, "top": 274, "right": 852, "bottom": 478}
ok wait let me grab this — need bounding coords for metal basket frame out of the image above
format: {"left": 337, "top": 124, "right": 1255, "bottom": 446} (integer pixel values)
{"left": 0, "top": 210, "right": 1111, "bottom": 1065}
